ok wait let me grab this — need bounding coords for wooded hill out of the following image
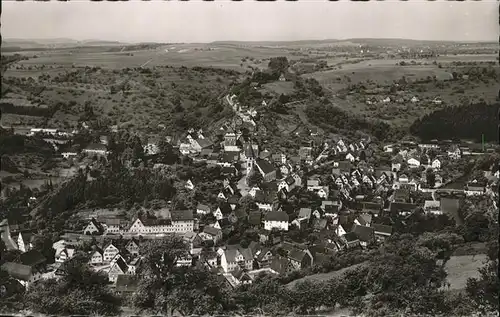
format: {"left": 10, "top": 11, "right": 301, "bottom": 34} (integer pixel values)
{"left": 410, "top": 102, "right": 499, "bottom": 142}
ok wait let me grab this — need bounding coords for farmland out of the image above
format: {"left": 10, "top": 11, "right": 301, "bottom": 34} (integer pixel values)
{"left": 1, "top": 40, "right": 498, "bottom": 135}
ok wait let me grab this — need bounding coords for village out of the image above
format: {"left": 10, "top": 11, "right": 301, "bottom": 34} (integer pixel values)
{"left": 1, "top": 88, "right": 498, "bottom": 298}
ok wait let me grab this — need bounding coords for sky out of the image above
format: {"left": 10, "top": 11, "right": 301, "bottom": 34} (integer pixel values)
{"left": 2, "top": 1, "right": 498, "bottom": 43}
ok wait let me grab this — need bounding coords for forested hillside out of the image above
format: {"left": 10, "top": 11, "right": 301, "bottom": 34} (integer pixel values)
{"left": 305, "top": 103, "right": 403, "bottom": 141}
{"left": 410, "top": 102, "right": 499, "bottom": 142}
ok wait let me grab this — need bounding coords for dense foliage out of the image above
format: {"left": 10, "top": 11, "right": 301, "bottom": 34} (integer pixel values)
{"left": 25, "top": 253, "right": 121, "bottom": 315}
{"left": 305, "top": 103, "right": 402, "bottom": 141}
{"left": 410, "top": 102, "right": 499, "bottom": 142}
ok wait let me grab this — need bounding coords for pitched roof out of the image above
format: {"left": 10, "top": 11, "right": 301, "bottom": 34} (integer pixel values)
{"left": 343, "top": 232, "right": 359, "bottom": 242}
{"left": 196, "top": 138, "right": 214, "bottom": 149}
{"left": 264, "top": 211, "right": 289, "bottom": 222}
{"left": 372, "top": 223, "right": 393, "bottom": 235}
{"left": 248, "top": 211, "right": 262, "bottom": 226}
{"left": 113, "top": 257, "right": 129, "bottom": 274}
{"left": 20, "top": 250, "right": 46, "bottom": 267}
{"left": 1, "top": 262, "right": 32, "bottom": 281}
{"left": 203, "top": 226, "right": 222, "bottom": 237}
{"left": 270, "top": 256, "right": 290, "bottom": 275}
{"left": 352, "top": 224, "right": 375, "bottom": 242}
{"left": 217, "top": 203, "right": 232, "bottom": 215}
{"left": 197, "top": 203, "right": 210, "bottom": 211}
{"left": 390, "top": 202, "right": 418, "bottom": 213}
{"left": 171, "top": 210, "right": 194, "bottom": 221}
{"left": 256, "top": 159, "right": 275, "bottom": 175}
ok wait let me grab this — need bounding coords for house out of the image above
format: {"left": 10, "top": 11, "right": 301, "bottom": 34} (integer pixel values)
{"left": 354, "top": 213, "right": 372, "bottom": 227}
{"left": 389, "top": 202, "right": 418, "bottom": 216}
{"left": 61, "top": 151, "right": 78, "bottom": 159}
{"left": 83, "top": 218, "right": 105, "bottom": 235}
{"left": 424, "top": 200, "right": 441, "bottom": 214}
{"left": 185, "top": 179, "right": 195, "bottom": 190}
{"left": 214, "top": 203, "right": 232, "bottom": 221}
{"left": 281, "top": 242, "right": 314, "bottom": 270}
{"left": 128, "top": 210, "right": 194, "bottom": 235}
{"left": 346, "top": 153, "right": 356, "bottom": 162}
{"left": 248, "top": 211, "right": 262, "bottom": 228}
{"left": 201, "top": 226, "right": 223, "bottom": 244}
{"left": 219, "top": 246, "right": 254, "bottom": 273}
{"left": 15, "top": 232, "right": 33, "bottom": 253}
{"left": 55, "top": 247, "right": 75, "bottom": 263}
{"left": 351, "top": 224, "right": 375, "bottom": 247}
{"left": 447, "top": 145, "right": 461, "bottom": 160}
{"left": 125, "top": 239, "right": 140, "bottom": 257}
{"left": 307, "top": 179, "right": 321, "bottom": 191}
{"left": 103, "top": 242, "right": 120, "bottom": 263}
{"left": 407, "top": 157, "right": 421, "bottom": 168}
{"left": 100, "top": 218, "right": 125, "bottom": 235}
{"left": 279, "top": 73, "right": 287, "bottom": 81}
{"left": 264, "top": 211, "right": 289, "bottom": 231}
{"left": 278, "top": 175, "right": 297, "bottom": 193}
{"left": 89, "top": 247, "right": 104, "bottom": 265}
{"left": 317, "top": 187, "right": 329, "bottom": 199}
{"left": 83, "top": 143, "right": 108, "bottom": 156}
{"left": 298, "top": 208, "right": 312, "bottom": 220}
{"left": 108, "top": 257, "right": 130, "bottom": 283}
{"left": 19, "top": 250, "right": 47, "bottom": 276}
{"left": 341, "top": 232, "right": 361, "bottom": 249}
{"left": 254, "top": 248, "right": 273, "bottom": 268}
{"left": 371, "top": 223, "right": 393, "bottom": 241}
{"left": 431, "top": 159, "right": 441, "bottom": 170}
{"left": 214, "top": 218, "right": 232, "bottom": 232}
{"left": 270, "top": 256, "right": 294, "bottom": 275}
{"left": 398, "top": 174, "right": 409, "bottom": 183}
{"left": 1, "top": 262, "right": 41, "bottom": 288}
{"left": 255, "top": 159, "right": 277, "bottom": 182}
{"left": 465, "top": 181, "right": 486, "bottom": 196}
{"left": 254, "top": 191, "right": 274, "bottom": 211}
{"left": 196, "top": 204, "right": 211, "bottom": 215}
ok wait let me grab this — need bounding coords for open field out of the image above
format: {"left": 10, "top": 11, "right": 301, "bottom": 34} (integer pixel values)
{"left": 262, "top": 81, "right": 296, "bottom": 95}
{"left": 442, "top": 254, "right": 488, "bottom": 291}
{"left": 8, "top": 43, "right": 301, "bottom": 71}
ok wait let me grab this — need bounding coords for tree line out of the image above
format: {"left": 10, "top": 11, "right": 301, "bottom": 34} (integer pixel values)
{"left": 410, "top": 102, "right": 499, "bottom": 142}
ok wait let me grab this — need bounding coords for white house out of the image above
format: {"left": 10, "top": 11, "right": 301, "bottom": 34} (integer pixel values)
{"left": 83, "top": 218, "right": 104, "bottom": 235}
{"left": 431, "top": 159, "right": 441, "bottom": 170}
{"left": 61, "top": 152, "right": 78, "bottom": 159}
{"left": 264, "top": 212, "right": 289, "bottom": 231}
{"left": 346, "top": 153, "right": 356, "bottom": 162}
{"left": 103, "top": 243, "right": 120, "bottom": 263}
{"left": 128, "top": 210, "right": 194, "bottom": 235}
{"left": 15, "top": 232, "right": 33, "bottom": 253}
{"left": 185, "top": 179, "right": 195, "bottom": 190}
{"left": 89, "top": 249, "right": 104, "bottom": 265}
{"left": 196, "top": 204, "right": 211, "bottom": 215}
{"left": 317, "top": 187, "right": 329, "bottom": 199}
{"left": 219, "top": 247, "right": 253, "bottom": 273}
{"left": 55, "top": 247, "right": 75, "bottom": 263}
{"left": 82, "top": 143, "right": 109, "bottom": 156}
{"left": 407, "top": 158, "right": 421, "bottom": 168}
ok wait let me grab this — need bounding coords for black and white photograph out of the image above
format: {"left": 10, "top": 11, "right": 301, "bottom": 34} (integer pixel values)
{"left": 0, "top": 1, "right": 499, "bottom": 316}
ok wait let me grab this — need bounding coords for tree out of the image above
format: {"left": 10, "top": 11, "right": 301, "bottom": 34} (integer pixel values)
{"left": 466, "top": 259, "right": 499, "bottom": 313}
{"left": 32, "top": 230, "right": 56, "bottom": 263}
{"left": 25, "top": 254, "right": 121, "bottom": 315}
{"left": 426, "top": 169, "right": 436, "bottom": 188}
{"left": 247, "top": 168, "right": 263, "bottom": 187}
{"left": 268, "top": 57, "right": 289, "bottom": 75}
